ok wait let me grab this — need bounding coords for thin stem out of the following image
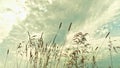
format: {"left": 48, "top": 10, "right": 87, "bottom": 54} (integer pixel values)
{"left": 4, "top": 54, "right": 8, "bottom": 68}
{"left": 109, "top": 49, "right": 113, "bottom": 68}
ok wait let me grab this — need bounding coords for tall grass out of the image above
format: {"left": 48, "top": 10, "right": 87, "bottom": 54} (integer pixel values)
{"left": 4, "top": 23, "right": 120, "bottom": 68}
{"left": 4, "top": 49, "right": 9, "bottom": 68}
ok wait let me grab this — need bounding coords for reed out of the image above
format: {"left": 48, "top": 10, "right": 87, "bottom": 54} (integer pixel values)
{"left": 68, "top": 22, "right": 72, "bottom": 32}
{"left": 4, "top": 49, "right": 9, "bottom": 68}
{"left": 3, "top": 23, "right": 120, "bottom": 68}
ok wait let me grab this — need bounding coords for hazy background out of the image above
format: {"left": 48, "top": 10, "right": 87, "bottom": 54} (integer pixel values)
{"left": 0, "top": 0, "right": 120, "bottom": 68}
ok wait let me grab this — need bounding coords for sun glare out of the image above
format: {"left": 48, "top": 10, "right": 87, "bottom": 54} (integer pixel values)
{"left": 0, "top": 0, "right": 27, "bottom": 43}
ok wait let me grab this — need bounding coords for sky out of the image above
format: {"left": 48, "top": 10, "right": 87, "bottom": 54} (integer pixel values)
{"left": 0, "top": 0, "right": 120, "bottom": 68}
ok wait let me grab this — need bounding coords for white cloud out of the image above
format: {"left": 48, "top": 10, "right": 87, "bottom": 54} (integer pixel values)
{"left": 0, "top": 0, "right": 120, "bottom": 67}
{"left": 81, "top": 0, "right": 120, "bottom": 36}
{"left": 64, "top": 0, "right": 120, "bottom": 44}
{"left": 0, "top": 0, "right": 27, "bottom": 43}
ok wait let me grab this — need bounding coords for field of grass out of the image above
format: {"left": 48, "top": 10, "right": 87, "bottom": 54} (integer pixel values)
{"left": 3, "top": 23, "right": 120, "bottom": 68}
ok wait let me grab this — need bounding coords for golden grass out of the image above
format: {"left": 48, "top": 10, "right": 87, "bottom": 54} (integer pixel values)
{"left": 3, "top": 24, "right": 120, "bottom": 68}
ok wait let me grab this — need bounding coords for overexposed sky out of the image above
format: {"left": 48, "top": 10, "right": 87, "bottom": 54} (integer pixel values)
{"left": 0, "top": 0, "right": 27, "bottom": 43}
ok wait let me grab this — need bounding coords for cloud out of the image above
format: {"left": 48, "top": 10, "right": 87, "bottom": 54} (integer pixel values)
{"left": 81, "top": 0, "right": 120, "bottom": 35}
{"left": 0, "top": 0, "right": 120, "bottom": 50}
{"left": 0, "top": 0, "right": 27, "bottom": 43}
{"left": 0, "top": 0, "right": 120, "bottom": 67}
{"left": 65, "top": 0, "right": 120, "bottom": 43}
